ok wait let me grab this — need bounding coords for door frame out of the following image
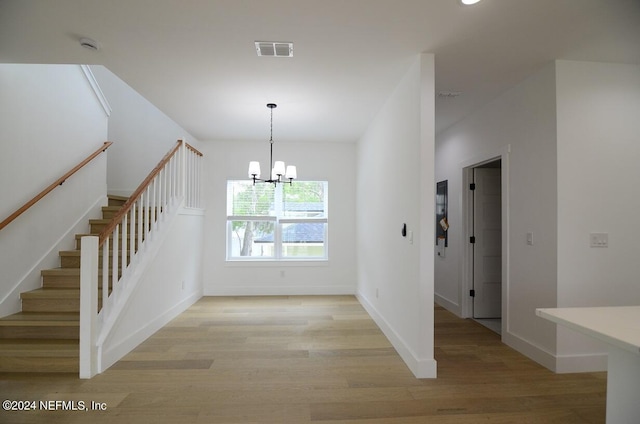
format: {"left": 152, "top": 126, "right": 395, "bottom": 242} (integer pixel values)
{"left": 460, "top": 145, "right": 510, "bottom": 338}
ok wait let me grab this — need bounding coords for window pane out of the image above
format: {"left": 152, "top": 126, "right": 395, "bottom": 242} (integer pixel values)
{"left": 226, "top": 180, "right": 328, "bottom": 261}
{"left": 281, "top": 222, "right": 326, "bottom": 258}
{"left": 227, "top": 181, "right": 275, "bottom": 216}
{"left": 228, "top": 220, "right": 275, "bottom": 257}
{"left": 282, "top": 181, "right": 326, "bottom": 218}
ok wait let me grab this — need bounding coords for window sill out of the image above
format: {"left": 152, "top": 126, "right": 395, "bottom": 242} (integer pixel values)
{"left": 225, "top": 259, "right": 329, "bottom": 267}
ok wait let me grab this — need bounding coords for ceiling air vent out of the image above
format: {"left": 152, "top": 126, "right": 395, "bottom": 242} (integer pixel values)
{"left": 255, "top": 41, "right": 293, "bottom": 57}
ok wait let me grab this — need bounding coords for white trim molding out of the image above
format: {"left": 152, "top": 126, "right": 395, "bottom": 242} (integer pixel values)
{"left": 80, "top": 65, "right": 112, "bottom": 117}
{"left": 357, "top": 292, "right": 437, "bottom": 379}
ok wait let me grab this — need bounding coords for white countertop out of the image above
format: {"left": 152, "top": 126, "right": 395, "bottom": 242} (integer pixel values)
{"left": 536, "top": 306, "right": 640, "bottom": 356}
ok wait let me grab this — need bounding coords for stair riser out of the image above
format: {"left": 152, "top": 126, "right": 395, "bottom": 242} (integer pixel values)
{"left": 108, "top": 197, "right": 127, "bottom": 207}
{"left": 102, "top": 209, "right": 157, "bottom": 220}
{"left": 75, "top": 237, "right": 140, "bottom": 250}
{"left": 42, "top": 275, "right": 111, "bottom": 289}
{"left": 22, "top": 298, "right": 80, "bottom": 313}
{"left": 89, "top": 217, "right": 156, "bottom": 234}
{"left": 0, "top": 356, "right": 78, "bottom": 373}
{"left": 0, "top": 326, "right": 78, "bottom": 340}
{"left": 60, "top": 255, "right": 128, "bottom": 269}
{"left": 91, "top": 222, "right": 154, "bottom": 234}
{"left": 21, "top": 299, "right": 102, "bottom": 313}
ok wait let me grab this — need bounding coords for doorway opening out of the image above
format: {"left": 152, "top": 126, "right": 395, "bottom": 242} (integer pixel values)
{"left": 463, "top": 158, "right": 504, "bottom": 335}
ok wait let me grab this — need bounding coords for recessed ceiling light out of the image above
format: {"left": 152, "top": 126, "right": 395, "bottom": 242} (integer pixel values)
{"left": 460, "top": 0, "right": 482, "bottom": 5}
{"left": 255, "top": 41, "right": 293, "bottom": 57}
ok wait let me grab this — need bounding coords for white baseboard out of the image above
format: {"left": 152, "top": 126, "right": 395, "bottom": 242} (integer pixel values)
{"left": 99, "top": 291, "right": 201, "bottom": 372}
{"left": 555, "top": 352, "right": 607, "bottom": 373}
{"left": 205, "top": 285, "right": 355, "bottom": 296}
{"left": 357, "top": 292, "right": 437, "bottom": 379}
{"left": 503, "top": 329, "right": 607, "bottom": 373}
{"left": 503, "top": 330, "right": 556, "bottom": 371}
{"left": 434, "top": 293, "right": 460, "bottom": 316}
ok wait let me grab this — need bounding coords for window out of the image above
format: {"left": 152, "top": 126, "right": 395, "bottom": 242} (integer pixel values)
{"left": 226, "top": 180, "right": 328, "bottom": 260}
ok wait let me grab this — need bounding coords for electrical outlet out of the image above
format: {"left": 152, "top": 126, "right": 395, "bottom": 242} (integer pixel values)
{"left": 181, "top": 281, "right": 185, "bottom": 290}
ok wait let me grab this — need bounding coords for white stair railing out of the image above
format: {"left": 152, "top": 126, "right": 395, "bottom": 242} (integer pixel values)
{"left": 79, "top": 140, "right": 203, "bottom": 378}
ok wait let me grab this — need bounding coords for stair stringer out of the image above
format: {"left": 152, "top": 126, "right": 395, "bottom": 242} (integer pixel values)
{"left": 92, "top": 199, "right": 204, "bottom": 374}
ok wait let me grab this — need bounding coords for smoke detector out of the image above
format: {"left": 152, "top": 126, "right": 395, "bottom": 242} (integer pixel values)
{"left": 255, "top": 41, "right": 293, "bottom": 57}
{"left": 79, "top": 37, "right": 100, "bottom": 51}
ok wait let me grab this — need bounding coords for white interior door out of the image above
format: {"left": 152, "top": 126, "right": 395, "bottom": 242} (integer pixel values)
{"left": 473, "top": 167, "right": 502, "bottom": 319}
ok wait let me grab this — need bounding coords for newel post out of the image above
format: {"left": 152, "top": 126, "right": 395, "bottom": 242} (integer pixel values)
{"left": 79, "top": 236, "right": 99, "bottom": 379}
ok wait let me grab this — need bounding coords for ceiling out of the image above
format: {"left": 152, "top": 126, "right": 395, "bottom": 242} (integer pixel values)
{"left": 1, "top": 0, "right": 639, "bottom": 143}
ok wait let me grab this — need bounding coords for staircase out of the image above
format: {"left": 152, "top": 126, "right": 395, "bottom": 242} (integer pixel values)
{"left": 0, "top": 195, "right": 128, "bottom": 373}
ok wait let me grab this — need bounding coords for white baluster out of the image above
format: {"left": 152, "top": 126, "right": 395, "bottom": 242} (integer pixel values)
{"left": 102, "top": 237, "right": 110, "bottom": 318}
{"left": 130, "top": 201, "right": 136, "bottom": 261}
{"left": 112, "top": 224, "right": 119, "bottom": 304}
{"left": 145, "top": 186, "right": 150, "bottom": 243}
{"left": 122, "top": 213, "right": 128, "bottom": 272}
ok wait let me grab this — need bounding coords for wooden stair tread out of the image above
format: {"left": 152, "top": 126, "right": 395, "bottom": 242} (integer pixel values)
{"left": 58, "top": 250, "right": 131, "bottom": 257}
{"left": 20, "top": 289, "right": 79, "bottom": 299}
{"left": 0, "top": 312, "right": 79, "bottom": 325}
{"left": 42, "top": 267, "right": 81, "bottom": 276}
{"left": 75, "top": 233, "right": 138, "bottom": 238}
{"left": 89, "top": 218, "right": 113, "bottom": 224}
{"left": 41, "top": 267, "right": 114, "bottom": 277}
{"left": 0, "top": 339, "right": 79, "bottom": 357}
{"left": 0, "top": 312, "right": 80, "bottom": 340}
{"left": 102, "top": 206, "right": 154, "bottom": 213}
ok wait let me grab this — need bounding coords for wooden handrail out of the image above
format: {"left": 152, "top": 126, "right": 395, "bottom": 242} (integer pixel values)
{"left": 185, "top": 142, "right": 203, "bottom": 157}
{"left": 98, "top": 140, "right": 183, "bottom": 246}
{"left": 0, "top": 141, "right": 113, "bottom": 232}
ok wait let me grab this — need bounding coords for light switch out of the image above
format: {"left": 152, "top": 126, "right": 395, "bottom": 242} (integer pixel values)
{"left": 526, "top": 232, "right": 533, "bottom": 246}
{"left": 590, "top": 233, "right": 608, "bottom": 248}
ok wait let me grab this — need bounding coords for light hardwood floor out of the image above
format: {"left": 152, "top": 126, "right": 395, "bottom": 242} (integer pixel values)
{"left": 0, "top": 296, "right": 606, "bottom": 423}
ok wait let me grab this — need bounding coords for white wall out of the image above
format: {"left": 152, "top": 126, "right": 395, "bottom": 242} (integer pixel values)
{"left": 89, "top": 66, "right": 201, "bottom": 196}
{"left": 201, "top": 140, "right": 357, "bottom": 295}
{"left": 356, "top": 54, "right": 436, "bottom": 378}
{"left": 0, "top": 64, "right": 108, "bottom": 317}
{"left": 435, "top": 62, "right": 559, "bottom": 369}
{"left": 100, "top": 208, "right": 204, "bottom": 371}
{"left": 555, "top": 60, "right": 640, "bottom": 369}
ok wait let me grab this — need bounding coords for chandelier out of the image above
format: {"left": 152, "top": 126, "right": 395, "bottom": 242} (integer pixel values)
{"left": 248, "top": 103, "right": 297, "bottom": 186}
